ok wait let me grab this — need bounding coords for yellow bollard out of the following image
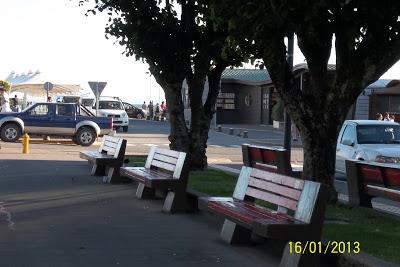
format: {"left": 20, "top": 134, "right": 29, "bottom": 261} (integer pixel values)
{"left": 22, "top": 133, "right": 30, "bottom": 154}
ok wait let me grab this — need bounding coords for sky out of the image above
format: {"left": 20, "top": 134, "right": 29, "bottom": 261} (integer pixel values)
{"left": 1, "top": 0, "right": 400, "bottom": 104}
{"left": 0, "top": 0, "right": 164, "bottom": 104}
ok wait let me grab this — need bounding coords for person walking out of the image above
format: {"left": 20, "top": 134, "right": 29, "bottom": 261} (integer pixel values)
{"left": 160, "top": 101, "right": 166, "bottom": 120}
{"left": 0, "top": 81, "right": 11, "bottom": 113}
{"left": 142, "top": 101, "right": 148, "bottom": 117}
{"left": 155, "top": 103, "right": 160, "bottom": 120}
{"left": 13, "top": 95, "right": 20, "bottom": 112}
{"left": 148, "top": 101, "right": 154, "bottom": 120}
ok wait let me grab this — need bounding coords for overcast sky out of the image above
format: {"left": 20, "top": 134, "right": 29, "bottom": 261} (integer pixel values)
{"left": 1, "top": 0, "right": 399, "bottom": 104}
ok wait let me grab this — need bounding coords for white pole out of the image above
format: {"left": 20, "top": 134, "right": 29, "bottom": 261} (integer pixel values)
{"left": 95, "top": 82, "right": 99, "bottom": 116}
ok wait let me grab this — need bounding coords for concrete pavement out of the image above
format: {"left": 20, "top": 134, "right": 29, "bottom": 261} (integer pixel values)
{"left": 0, "top": 151, "right": 280, "bottom": 267}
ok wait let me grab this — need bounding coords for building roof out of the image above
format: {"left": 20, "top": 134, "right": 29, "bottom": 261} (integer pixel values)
{"left": 222, "top": 69, "right": 270, "bottom": 81}
{"left": 4, "top": 71, "right": 83, "bottom": 97}
{"left": 366, "top": 79, "right": 392, "bottom": 89}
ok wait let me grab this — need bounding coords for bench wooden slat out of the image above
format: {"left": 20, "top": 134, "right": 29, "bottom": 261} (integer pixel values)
{"left": 248, "top": 177, "right": 302, "bottom": 200}
{"left": 384, "top": 168, "right": 400, "bottom": 188}
{"left": 246, "top": 187, "right": 298, "bottom": 211}
{"left": 153, "top": 147, "right": 180, "bottom": 158}
{"left": 251, "top": 168, "right": 304, "bottom": 190}
{"left": 153, "top": 153, "right": 178, "bottom": 165}
{"left": 121, "top": 167, "right": 173, "bottom": 180}
{"left": 359, "top": 165, "right": 384, "bottom": 185}
{"left": 151, "top": 159, "right": 176, "bottom": 172}
{"left": 366, "top": 184, "right": 400, "bottom": 201}
{"left": 208, "top": 200, "right": 293, "bottom": 225}
{"left": 261, "top": 150, "right": 277, "bottom": 164}
{"left": 253, "top": 162, "right": 278, "bottom": 172}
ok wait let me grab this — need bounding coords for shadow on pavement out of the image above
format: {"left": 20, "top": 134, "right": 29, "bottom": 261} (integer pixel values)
{"left": 0, "top": 159, "right": 280, "bottom": 267}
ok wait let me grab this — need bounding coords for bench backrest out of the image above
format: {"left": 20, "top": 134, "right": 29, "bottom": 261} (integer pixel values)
{"left": 99, "top": 135, "right": 126, "bottom": 159}
{"left": 145, "top": 146, "right": 189, "bottom": 179}
{"left": 242, "top": 144, "right": 292, "bottom": 175}
{"left": 346, "top": 160, "right": 400, "bottom": 206}
{"left": 233, "top": 166, "right": 326, "bottom": 224}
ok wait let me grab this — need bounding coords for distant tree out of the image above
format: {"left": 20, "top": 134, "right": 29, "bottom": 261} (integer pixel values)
{"left": 79, "top": 0, "right": 243, "bottom": 169}
{"left": 211, "top": 0, "right": 400, "bottom": 199}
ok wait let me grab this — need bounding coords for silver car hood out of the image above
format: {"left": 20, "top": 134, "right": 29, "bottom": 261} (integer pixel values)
{"left": 359, "top": 144, "right": 400, "bottom": 157}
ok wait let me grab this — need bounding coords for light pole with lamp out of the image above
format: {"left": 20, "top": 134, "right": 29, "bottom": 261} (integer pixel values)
{"left": 145, "top": 71, "right": 152, "bottom": 101}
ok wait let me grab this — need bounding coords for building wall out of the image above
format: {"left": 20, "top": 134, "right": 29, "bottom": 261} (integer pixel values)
{"left": 216, "top": 83, "right": 262, "bottom": 124}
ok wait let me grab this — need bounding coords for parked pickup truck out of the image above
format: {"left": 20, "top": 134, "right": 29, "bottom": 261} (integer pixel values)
{"left": 0, "top": 102, "right": 113, "bottom": 146}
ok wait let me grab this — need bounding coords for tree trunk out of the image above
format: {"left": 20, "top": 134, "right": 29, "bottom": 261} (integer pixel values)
{"left": 186, "top": 64, "right": 226, "bottom": 170}
{"left": 187, "top": 76, "right": 208, "bottom": 169}
{"left": 163, "top": 83, "right": 191, "bottom": 153}
{"left": 301, "top": 125, "right": 339, "bottom": 202}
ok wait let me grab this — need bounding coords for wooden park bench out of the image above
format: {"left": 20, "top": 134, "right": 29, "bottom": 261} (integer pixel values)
{"left": 199, "top": 166, "right": 327, "bottom": 266}
{"left": 242, "top": 144, "right": 302, "bottom": 178}
{"left": 346, "top": 159, "right": 400, "bottom": 207}
{"left": 80, "top": 135, "right": 127, "bottom": 183}
{"left": 120, "top": 146, "right": 190, "bottom": 213}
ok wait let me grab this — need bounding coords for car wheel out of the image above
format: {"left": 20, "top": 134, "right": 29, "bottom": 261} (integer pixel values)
{"left": 123, "top": 126, "right": 129, "bottom": 132}
{"left": 0, "top": 123, "right": 21, "bottom": 142}
{"left": 76, "top": 127, "right": 97, "bottom": 146}
{"left": 136, "top": 113, "right": 143, "bottom": 119}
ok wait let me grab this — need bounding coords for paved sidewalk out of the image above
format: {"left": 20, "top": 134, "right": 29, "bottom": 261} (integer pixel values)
{"left": 214, "top": 124, "right": 303, "bottom": 147}
{"left": 0, "top": 151, "right": 280, "bottom": 267}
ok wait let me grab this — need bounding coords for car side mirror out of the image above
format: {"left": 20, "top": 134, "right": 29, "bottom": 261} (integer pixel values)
{"left": 342, "top": 139, "right": 354, "bottom": 146}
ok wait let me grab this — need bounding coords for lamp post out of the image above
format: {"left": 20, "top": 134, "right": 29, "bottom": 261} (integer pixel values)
{"left": 145, "top": 71, "right": 152, "bottom": 101}
{"left": 283, "top": 33, "right": 294, "bottom": 156}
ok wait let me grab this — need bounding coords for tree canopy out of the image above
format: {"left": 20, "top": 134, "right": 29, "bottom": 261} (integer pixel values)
{"left": 210, "top": 0, "right": 400, "bottom": 198}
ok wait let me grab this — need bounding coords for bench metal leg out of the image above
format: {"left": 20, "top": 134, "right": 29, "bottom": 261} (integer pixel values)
{"left": 220, "top": 219, "right": 251, "bottom": 244}
{"left": 136, "top": 183, "right": 155, "bottom": 199}
{"left": 280, "top": 242, "right": 320, "bottom": 267}
{"left": 162, "top": 190, "right": 186, "bottom": 213}
{"left": 91, "top": 164, "right": 106, "bottom": 176}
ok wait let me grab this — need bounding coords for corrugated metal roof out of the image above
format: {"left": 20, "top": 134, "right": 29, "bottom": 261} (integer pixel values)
{"left": 221, "top": 69, "right": 270, "bottom": 82}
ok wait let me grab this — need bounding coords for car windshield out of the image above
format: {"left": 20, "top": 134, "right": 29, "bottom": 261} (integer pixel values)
{"left": 98, "top": 101, "right": 123, "bottom": 110}
{"left": 357, "top": 124, "right": 400, "bottom": 144}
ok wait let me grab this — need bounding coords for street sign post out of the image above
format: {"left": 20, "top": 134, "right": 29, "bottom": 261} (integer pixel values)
{"left": 43, "top": 81, "right": 53, "bottom": 101}
{"left": 88, "top": 81, "right": 107, "bottom": 116}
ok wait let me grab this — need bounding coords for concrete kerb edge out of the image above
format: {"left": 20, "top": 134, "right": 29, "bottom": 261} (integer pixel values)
{"left": 190, "top": 165, "right": 397, "bottom": 267}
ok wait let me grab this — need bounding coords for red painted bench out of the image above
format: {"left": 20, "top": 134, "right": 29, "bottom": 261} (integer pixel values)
{"left": 120, "top": 146, "right": 190, "bottom": 213}
{"left": 242, "top": 144, "right": 302, "bottom": 178}
{"left": 80, "top": 135, "right": 127, "bottom": 183}
{"left": 346, "top": 160, "right": 400, "bottom": 207}
{"left": 199, "top": 166, "right": 327, "bottom": 266}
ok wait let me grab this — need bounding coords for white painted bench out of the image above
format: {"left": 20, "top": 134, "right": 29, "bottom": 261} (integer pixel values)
{"left": 80, "top": 135, "right": 127, "bottom": 183}
{"left": 120, "top": 146, "right": 191, "bottom": 213}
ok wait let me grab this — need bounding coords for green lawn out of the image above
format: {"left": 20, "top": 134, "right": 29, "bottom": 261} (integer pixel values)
{"left": 125, "top": 155, "right": 400, "bottom": 264}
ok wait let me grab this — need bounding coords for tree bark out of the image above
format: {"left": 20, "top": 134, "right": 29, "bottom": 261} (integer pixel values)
{"left": 163, "top": 83, "right": 191, "bottom": 153}
{"left": 301, "top": 125, "right": 340, "bottom": 202}
{"left": 186, "top": 64, "right": 226, "bottom": 170}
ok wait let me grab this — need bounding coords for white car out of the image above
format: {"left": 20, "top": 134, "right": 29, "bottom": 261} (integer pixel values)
{"left": 96, "top": 97, "right": 129, "bottom": 132}
{"left": 336, "top": 120, "right": 400, "bottom": 175}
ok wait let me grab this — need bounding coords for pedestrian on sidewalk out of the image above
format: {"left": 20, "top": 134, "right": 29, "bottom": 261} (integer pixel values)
{"left": 148, "top": 101, "right": 154, "bottom": 120}
{"left": 142, "top": 101, "right": 148, "bottom": 117}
